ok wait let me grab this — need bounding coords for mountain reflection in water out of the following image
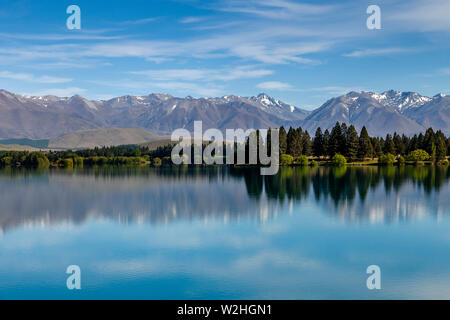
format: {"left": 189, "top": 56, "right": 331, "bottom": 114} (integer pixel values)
{"left": 0, "top": 165, "right": 449, "bottom": 233}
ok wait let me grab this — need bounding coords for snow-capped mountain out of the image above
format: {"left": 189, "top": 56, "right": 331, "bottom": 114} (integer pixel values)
{"left": 369, "top": 90, "right": 432, "bottom": 113}
{"left": 0, "top": 90, "right": 309, "bottom": 139}
{"left": 0, "top": 89, "right": 448, "bottom": 139}
{"left": 299, "top": 90, "right": 449, "bottom": 136}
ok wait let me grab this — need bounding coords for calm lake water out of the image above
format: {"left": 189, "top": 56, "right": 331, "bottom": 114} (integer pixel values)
{"left": 0, "top": 166, "right": 449, "bottom": 300}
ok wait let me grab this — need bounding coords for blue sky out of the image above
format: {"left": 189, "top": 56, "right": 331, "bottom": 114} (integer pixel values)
{"left": 0, "top": 0, "right": 449, "bottom": 109}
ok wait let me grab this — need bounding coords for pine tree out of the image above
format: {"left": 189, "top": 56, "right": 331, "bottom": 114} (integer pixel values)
{"left": 417, "top": 133, "right": 425, "bottom": 151}
{"left": 401, "top": 134, "right": 409, "bottom": 155}
{"left": 424, "top": 128, "right": 435, "bottom": 155}
{"left": 279, "top": 126, "right": 287, "bottom": 155}
{"left": 313, "top": 127, "right": 324, "bottom": 157}
{"left": 302, "top": 130, "right": 312, "bottom": 156}
{"left": 329, "top": 122, "right": 342, "bottom": 156}
{"left": 383, "top": 134, "right": 396, "bottom": 155}
{"left": 345, "top": 125, "right": 359, "bottom": 162}
{"left": 371, "top": 137, "right": 383, "bottom": 158}
{"left": 287, "top": 127, "right": 302, "bottom": 157}
{"left": 436, "top": 133, "right": 447, "bottom": 161}
{"left": 393, "top": 133, "right": 405, "bottom": 155}
{"left": 358, "top": 126, "right": 373, "bottom": 160}
{"left": 323, "top": 129, "right": 331, "bottom": 158}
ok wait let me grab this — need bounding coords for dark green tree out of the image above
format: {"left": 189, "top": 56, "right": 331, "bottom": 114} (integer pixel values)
{"left": 302, "top": 130, "right": 312, "bottom": 156}
{"left": 279, "top": 126, "right": 287, "bottom": 155}
{"left": 383, "top": 134, "right": 396, "bottom": 155}
{"left": 329, "top": 122, "right": 343, "bottom": 156}
{"left": 313, "top": 127, "right": 324, "bottom": 157}
{"left": 287, "top": 127, "right": 302, "bottom": 157}
{"left": 358, "top": 126, "right": 373, "bottom": 159}
{"left": 323, "top": 129, "right": 331, "bottom": 158}
{"left": 345, "top": 125, "right": 359, "bottom": 162}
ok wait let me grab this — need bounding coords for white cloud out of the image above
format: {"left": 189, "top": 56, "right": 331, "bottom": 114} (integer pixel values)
{"left": 257, "top": 81, "right": 293, "bottom": 90}
{"left": 389, "top": 0, "right": 450, "bottom": 32}
{"left": 130, "top": 66, "right": 273, "bottom": 81}
{"left": 343, "top": 48, "right": 412, "bottom": 58}
{"left": 219, "top": 0, "right": 335, "bottom": 20}
{"left": 0, "top": 71, "right": 72, "bottom": 84}
{"left": 0, "top": 32, "right": 124, "bottom": 41}
{"left": 179, "top": 17, "right": 205, "bottom": 24}
{"left": 119, "top": 17, "right": 158, "bottom": 25}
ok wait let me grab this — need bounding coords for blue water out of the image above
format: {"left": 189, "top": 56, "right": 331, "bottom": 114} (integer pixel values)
{"left": 0, "top": 166, "right": 449, "bottom": 299}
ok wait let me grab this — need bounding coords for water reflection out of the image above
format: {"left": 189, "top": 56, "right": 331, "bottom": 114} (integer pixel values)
{"left": 0, "top": 165, "right": 449, "bottom": 232}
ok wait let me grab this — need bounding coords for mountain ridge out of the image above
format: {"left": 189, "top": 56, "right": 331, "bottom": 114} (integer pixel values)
{"left": 0, "top": 89, "right": 448, "bottom": 139}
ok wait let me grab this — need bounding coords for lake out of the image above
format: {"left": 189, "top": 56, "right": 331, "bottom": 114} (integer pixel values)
{"left": 0, "top": 166, "right": 449, "bottom": 299}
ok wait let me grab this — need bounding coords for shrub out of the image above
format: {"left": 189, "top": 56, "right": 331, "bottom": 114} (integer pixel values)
{"left": 153, "top": 157, "right": 162, "bottom": 167}
{"left": 331, "top": 153, "right": 347, "bottom": 167}
{"left": 407, "top": 149, "right": 430, "bottom": 163}
{"left": 437, "top": 159, "right": 449, "bottom": 166}
{"left": 96, "top": 156, "right": 109, "bottom": 166}
{"left": 0, "top": 156, "right": 12, "bottom": 167}
{"left": 57, "top": 158, "right": 74, "bottom": 168}
{"left": 378, "top": 153, "right": 396, "bottom": 165}
{"left": 280, "top": 154, "right": 294, "bottom": 166}
{"left": 73, "top": 157, "right": 84, "bottom": 167}
{"left": 310, "top": 160, "right": 318, "bottom": 167}
{"left": 23, "top": 152, "right": 50, "bottom": 168}
{"left": 398, "top": 156, "right": 406, "bottom": 166}
{"left": 296, "top": 155, "right": 309, "bottom": 166}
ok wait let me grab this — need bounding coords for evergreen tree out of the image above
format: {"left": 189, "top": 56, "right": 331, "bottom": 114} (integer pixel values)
{"left": 371, "top": 137, "right": 383, "bottom": 157}
{"left": 358, "top": 126, "right": 373, "bottom": 159}
{"left": 313, "top": 127, "right": 324, "bottom": 157}
{"left": 323, "top": 129, "right": 331, "bottom": 158}
{"left": 401, "top": 134, "right": 410, "bottom": 155}
{"left": 409, "top": 135, "right": 418, "bottom": 153}
{"left": 329, "top": 122, "right": 342, "bottom": 156}
{"left": 424, "top": 128, "right": 435, "bottom": 155}
{"left": 287, "top": 127, "right": 302, "bottom": 157}
{"left": 345, "top": 125, "right": 359, "bottom": 162}
{"left": 302, "top": 130, "right": 312, "bottom": 156}
{"left": 417, "top": 133, "right": 425, "bottom": 150}
{"left": 393, "top": 133, "right": 405, "bottom": 155}
{"left": 383, "top": 134, "right": 396, "bottom": 155}
{"left": 279, "top": 126, "right": 287, "bottom": 155}
{"left": 436, "top": 133, "right": 447, "bottom": 161}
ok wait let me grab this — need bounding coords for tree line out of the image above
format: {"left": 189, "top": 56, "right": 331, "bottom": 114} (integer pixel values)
{"left": 0, "top": 123, "right": 449, "bottom": 168}
{"left": 277, "top": 122, "right": 449, "bottom": 163}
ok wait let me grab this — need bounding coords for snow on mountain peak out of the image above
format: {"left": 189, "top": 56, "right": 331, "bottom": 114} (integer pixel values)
{"left": 369, "top": 90, "right": 431, "bottom": 112}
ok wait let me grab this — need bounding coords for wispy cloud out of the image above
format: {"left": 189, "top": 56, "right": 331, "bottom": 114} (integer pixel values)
{"left": 257, "top": 81, "right": 293, "bottom": 90}
{"left": 119, "top": 17, "right": 159, "bottom": 25}
{"left": 179, "top": 17, "right": 205, "bottom": 24}
{"left": 343, "top": 47, "right": 413, "bottom": 58}
{"left": 389, "top": 0, "right": 450, "bottom": 32}
{"left": 130, "top": 66, "right": 273, "bottom": 81}
{"left": 218, "top": 0, "right": 335, "bottom": 20}
{"left": 0, "top": 71, "right": 72, "bottom": 84}
{"left": 0, "top": 32, "right": 124, "bottom": 41}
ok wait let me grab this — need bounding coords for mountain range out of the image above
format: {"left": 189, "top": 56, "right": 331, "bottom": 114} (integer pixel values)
{"left": 0, "top": 89, "right": 448, "bottom": 141}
